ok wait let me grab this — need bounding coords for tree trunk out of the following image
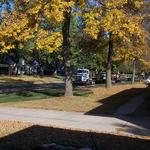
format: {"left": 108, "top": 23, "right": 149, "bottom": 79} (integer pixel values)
{"left": 106, "top": 33, "right": 113, "bottom": 88}
{"left": 132, "top": 59, "right": 136, "bottom": 84}
{"left": 62, "top": 10, "right": 73, "bottom": 97}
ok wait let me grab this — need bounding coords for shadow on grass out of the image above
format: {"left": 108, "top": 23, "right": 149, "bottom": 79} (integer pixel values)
{"left": 0, "top": 76, "right": 93, "bottom": 97}
{"left": 30, "top": 89, "right": 93, "bottom": 97}
{"left": 0, "top": 78, "right": 93, "bottom": 103}
{"left": 0, "top": 125, "right": 149, "bottom": 150}
{"left": 0, "top": 82, "right": 65, "bottom": 93}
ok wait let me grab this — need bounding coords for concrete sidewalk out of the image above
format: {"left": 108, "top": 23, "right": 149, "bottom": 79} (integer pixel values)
{"left": 0, "top": 107, "right": 149, "bottom": 137}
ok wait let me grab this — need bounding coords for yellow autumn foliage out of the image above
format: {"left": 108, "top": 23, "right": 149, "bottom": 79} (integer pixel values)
{"left": 36, "top": 30, "right": 62, "bottom": 52}
{"left": 84, "top": 0, "right": 146, "bottom": 42}
{"left": 0, "top": 0, "right": 78, "bottom": 53}
{"left": 0, "top": 0, "right": 148, "bottom": 57}
{"left": 0, "top": 11, "right": 31, "bottom": 52}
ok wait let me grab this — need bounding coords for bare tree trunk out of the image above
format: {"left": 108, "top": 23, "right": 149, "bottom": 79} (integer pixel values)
{"left": 62, "top": 10, "right": 73, "bottom": 97}
{"left": 106, "top": 33, "right": 113, "bottom": 88}
{"left": 132, "top": 59, "right": 136, "bottom": 84}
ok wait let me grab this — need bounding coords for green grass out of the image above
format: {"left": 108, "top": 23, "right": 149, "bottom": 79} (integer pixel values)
{"left": 0, "top": 91, "right": 52, "bottom": 103}
{"left": 0, "top": 89, "right": 92, "bottom": 104}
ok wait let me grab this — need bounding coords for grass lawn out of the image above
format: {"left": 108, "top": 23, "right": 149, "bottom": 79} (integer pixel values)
{"left": 0, "top": 75, "right": 63, "bottom": 84}
{"left": 0, "top": 75, "right": 146, "bottom": 114}
{"left": 0, "top": 91, "right": 54, "bottom": 103}
{"left": 0, "top": 121, "right": 149, "bottom": 150}
{"left": 0, "top": 89, "right": 92, "bottom": 103}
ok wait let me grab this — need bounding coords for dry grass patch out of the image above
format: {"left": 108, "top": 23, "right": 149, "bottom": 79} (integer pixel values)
{"left": 0, "top": 96, "right": 99, "bottom": 112}
{"left": 91, "top": 83, "right": 146, "bottom": 97}
{"left": 0, "top": 121, "right": 32, "bottom": 138}
{"left": 0, "top": 75, "right": 63, "bottom": 84}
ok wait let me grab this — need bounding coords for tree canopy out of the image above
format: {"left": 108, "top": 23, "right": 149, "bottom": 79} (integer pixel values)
{"left": 0, "top": 0, "right": 149, "bottom": 95}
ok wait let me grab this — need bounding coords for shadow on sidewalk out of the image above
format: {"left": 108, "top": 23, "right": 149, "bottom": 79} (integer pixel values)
{"left": 0, "top": 125, "right": 149, "bottom": 150}
{"left": 85, "top": 88, "right": 150, "bottom": 132}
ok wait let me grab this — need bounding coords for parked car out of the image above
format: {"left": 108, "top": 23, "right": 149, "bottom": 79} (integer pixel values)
{"left": 96, "top": 72, "right": 119, "bottom": 84}
{"left": 96, "top": 72, "right": 107, "bottom": 83}
{"left": 74, "top": 69, "right": 94, "bottom": 85}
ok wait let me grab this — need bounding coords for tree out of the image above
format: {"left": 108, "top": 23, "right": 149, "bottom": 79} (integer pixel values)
{"left": 0, "top": 0, "right": 86, "bottom": 96}
{"left": 114, "top": 44, "right": 146, "bottom": 83}
{"left": 83, "top": 0, "right": 147, "bottom": 88}
{"left": 70, "top": 15, "right": 107, "bottom": 75}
